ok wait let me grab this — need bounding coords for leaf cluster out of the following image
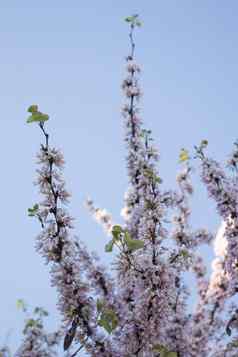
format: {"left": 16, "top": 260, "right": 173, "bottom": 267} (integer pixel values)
{"left": 26, "top": 105, "right": 49, "bottom": 124}
{"left": 152, "top": 344, "right": 178, "bottom": 357}
{"left": 27, "top": 204, "right": 39, "bottom": 217}
{"left": 105, "top": 225, "right": 144, "bottom": 253}
{"left": 124, "top": 14, "right": 142, "bottom": 27}
{"left": 96, "top": 300, "right": 118, "bottom": 334}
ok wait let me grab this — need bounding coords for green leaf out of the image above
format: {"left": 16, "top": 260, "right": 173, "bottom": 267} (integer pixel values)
{"left": 98, "top": 308, "right": 118, "bottom": 334}
{"left": 112, "top": 225, "right": 122, "bottom": 235}
{"left": 144, "top": 168, "right": 154, "bottom": 178}
{"left": 27, "top": 112, "right": 49, "bottom": 124}
{"left": 96, "top": 299, "right": 104, "bottom": 312}
{"left": 34, "top": 306, "right": 48, "bottom": 317}
{"left": 179, "top": 148, "right": 189, "bottom": 163}
{"left": 125, "top": 17, "right": 131, "bottom": 22}
{"left": 230, "top": 339, "right": 238, "bottom": 348}
{"left": 112, "top": 225, "right": 123, "bottom": 241}
{"left": 25, "top": 318, "right": 37, "bottom": 328}
{"left": 16, "top": 299, "right": 27, "bottom": 312}
{"left": 140, "top": 129, "right": 151, "bottom": 138}
{"left": 66, "top": 306, "right": 76, "bottom": 319}
{"left": 23, "top": 318, "right": 41, "bottom": 334}
{"left": 105, "top": 308, "right": 118, "bottom": 329}
{"left": 152, "top": 344, "right": 165, "bottom": 352}
{"left": 28, "top": 204, "right": 39, "bottom": 217}
{"left": 105, "top": 240, "right": 114, "bottom": 252}
{"left": 152, "top": 344, "right": 177, "bottom": 357}
{"left": 143, "top": 168, "right": 162, "bottom": 184}
{"left": 98, "top": 316, "right": 113, "bottom": 334}
{"left": 81, "top": 306, "right": 90, "bottom": 321}
{"left": 155, "top": 176, "right": 163, "bottom": 184}
{"left": 28, "top": 212, "right": 35, "bottom": 217}
{"left": 125, "top": 16, "right": 134, "bottom": 23}
{"left": 105, "top": 225, "right": 124, "bottom": 252}
{"left": 124, "top": 15, "right": 141, "bottom": 27}
{"left": 28, "top": 105, "right": 38, "bottom": 113}
{"left": 180, "top": 249, "right": 190, "bottom": 259}
{"left": 124, "top": 231, "right": 144, "bottom": 252}
{"left": 200, "top": 139, "right": 208, "bottom": 148}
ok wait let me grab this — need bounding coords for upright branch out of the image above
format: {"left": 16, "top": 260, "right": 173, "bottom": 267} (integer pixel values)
{"left": 195, "top": 140, "right": 238, "bottom": 296}
{"left": 115, "top": 16, "right": 184, "bottom": 356}
{"left": 27, "top": 106, "right": 117, "bottom": 356}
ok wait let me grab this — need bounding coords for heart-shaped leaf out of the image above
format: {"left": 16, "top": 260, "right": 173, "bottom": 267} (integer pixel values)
{"left": 124, "top": 231, "right": 144, "bottom": 252}
{"left": 27, "top": 112, "right": 49, "bottom": 124}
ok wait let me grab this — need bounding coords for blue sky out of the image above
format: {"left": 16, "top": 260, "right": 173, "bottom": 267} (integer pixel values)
{"left": 0, "top": 1, "right": 238, "bottom": 353}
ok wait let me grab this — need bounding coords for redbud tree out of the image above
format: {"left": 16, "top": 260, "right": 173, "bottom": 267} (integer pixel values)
{"left": 6, "top": 15, "right": 238, "bottom": 357}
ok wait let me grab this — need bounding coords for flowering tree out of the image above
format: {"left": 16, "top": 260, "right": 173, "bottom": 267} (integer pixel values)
{"left": 10, "top": 15, "right": 238, "bottom": 357}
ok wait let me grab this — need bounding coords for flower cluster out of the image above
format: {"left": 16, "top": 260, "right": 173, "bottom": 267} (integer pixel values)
{"left": 86, "top": 198, "right": 113, "bottom": 235}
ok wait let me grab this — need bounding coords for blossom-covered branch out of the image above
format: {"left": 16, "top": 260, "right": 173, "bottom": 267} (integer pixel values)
{"left": 27, "top": 107, "right": 118, "bottom": 356}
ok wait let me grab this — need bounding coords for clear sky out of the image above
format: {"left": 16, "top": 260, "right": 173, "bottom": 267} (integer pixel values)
{"left": 1, "top": 0, "right": 238, "bottom": 353}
